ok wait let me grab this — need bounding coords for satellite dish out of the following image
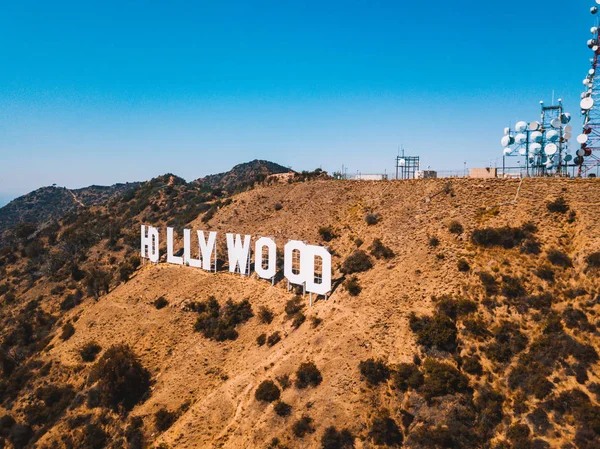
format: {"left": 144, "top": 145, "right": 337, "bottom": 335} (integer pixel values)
{"left": 503, "top": 148, "right": 512, "bottom": 156}
{"left": 590, "top": 69, "right": 596, "bottom": 76}
{"left": 565, "top": 154, "right": 573, "bottom": 162}
{"left": 593, "top": 27, "right": 599, "bottom": 34}
{"left": 529, "top": 121, "right": 540, "bottom": 131}
{"left": 501, "top": 135, "right": 515, "bottom": 147}
{"left": 577, "top": 148, "right": 586, "bottom": 157}
{"left": 530, "top": 143, "right": 542, "bottom": 153}
{"left": 585, "top": 148, "right": 593, "bottom": 156}
{"left": 547, "top": 130, "right": 559, "bottom": 142}
{"left": 519, "top": 147, "right": 527, "bottom": 156}
{"left": 561, "top": 113, "right": 571, "bottom": 124}
{"left": 504, "top": 127, "right": 510, "bottom": 135}
{"left": 531, "top": 131, "right": 543, "bottom": 143}
{"left": 551, "top": 118, "right": 562, "bottom": 129}
{"left": 578, "top": 134, "right": 589, "bottom": 144}
{"left": 515, "top": 133, "right": 527, "bottom": 144}
{"left": 398, "top": 158, "right": 406, "bottom": 166}
{"left": 592, "top": 6, "right": 598, "bottom": 14}
{"left": 515, "top": 121, "right": 528, "bottom": 132}
{"left": 564, "top": 132, "right": 572, "bottom": 140}
{"left": 545, "top": 143, "right": 558, "bottom": 155}
{"left": 565, "top": 125, "right": 573, "bottom": 133}
{"left": 584, "top": 79, "right": 591, "bottom": 86}
{"left": 581, "top": 97, "right": 595, "bottom": 110}
{"left": 574, "top": 156, "right": 583, "bottom": 165}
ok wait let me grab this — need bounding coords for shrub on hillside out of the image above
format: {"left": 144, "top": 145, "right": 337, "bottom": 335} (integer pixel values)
{"left": 194, "top": 297, "right": 253, "bottom": 341}
{"left": 457, "top": 259, "right": 470, "bottom": 272}
{"left": 409, "top": 313, "right": 457, "bottom": 352}
{"left": 471, "top": 223, "right": 535, "bottom": 249}
{"left": 296, "top": 362, "right": 322, "bottom": 389}
{"left": 267, "top": 332, "right": 281, "bottom": 347}
{"left": 274, "top": 203, "right": 283, "bottom": 211}
{"left": 318, "top": 226, "right": 337, "bottom": 242}
{"left": 478, "top": 272, "right": 498, "bottom": 296}
{"left": 365, "top": 214, "right": 380, "bottom": 226}
{"left": 89, "top": 344, "right": 151, "bottom": 411}
{"left": 292, "top": 416, "right": 315, "bottom": 438}
{"left": 585, "top": 252, "right": 600, "bottom": 269}
{"left": 534, "top": 265, "right": 555, "bottom": 282}
{"left": 344, "top": 276, "right": 361, "bottom": 296}
{"left": 359, "top": 358, "right": 390, "bottom": 385}
{"left": 546, "top": 196, "right": 569, "bottom": 213}
{"left": 61, "top": 322, "right": 75, "bottom": 341}
{"left": 369, "top": 410, "right": 403, "bottom": 446}
{"left": 255, "top": 380, "right": 280, "bottom": 403}
{"left": 484, "top": 321, "right": 528, "bottom": 365}
{"left": 285, "top": 296, "right": 304, "bottom": 316}
{"left": 321, "top": 426, "right": 355, "bottom": 449}
{"left": 256, "top": 333, "right": 267, "bottom": 346}
{"left": 341, "top": 250, "right": 373, "bottom": 274}
{"left": 274, "top": 401, "right": 292, "bottom": 417}
{"left": 60, "top": 290, "right": 83, "bottom": 311}
{"left": 435, "top": 295, "right": 477, "bottom": 320}
{"left": 547, "top": 249, "right": 572, "bottom": 268}
{"left": 258, "top": 306, "right": 274, "bottom": 324}
{"left": 501, "top": 275, "right": 526, "bottom": 299}
{"left": 448, "top": 221, "right": 464, "bottom": 235}
{"left": 392, "top": 363, "right": 423, "bottom": 392}
{"left": 154, "top": 408, "right": 177, "bottom": 432}
{"left": 80, "top": 342, "right": 102, "bottom": 363}
{"left": 462, "top": 356, "right": 483, "bottom": 376}
{"left": 154, "top": 296, "right": 168, "bottom": 309}
{"left": 369, "top": 239, "right": 394, "bottom": 260}
{"left": 420, "top": 359, "right": 469, "bottom": 401}
{"left": 429, "top": 236, "right": 440, "bottom": 247}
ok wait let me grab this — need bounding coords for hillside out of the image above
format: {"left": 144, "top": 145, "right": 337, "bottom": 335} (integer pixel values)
{"left": 0, "top": 177, "right": 600, "bottom": 449}
{"left": 0, "top": 183, "right": 139, "bottom": 239}
{"left": 194, "top": 160, "right": 294, "bottom": 192}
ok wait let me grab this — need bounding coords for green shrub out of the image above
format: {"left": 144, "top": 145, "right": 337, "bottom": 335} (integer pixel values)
{"left": 341, "top": 250, "right": 373, "bottom": 274}
{"left": 89, "top": 344, "right": 150, "bottom": 411}
{"left": 61, "top": 322, "right": 75, "bottom": 341}
{"left": 546, "top": 196, "right": 569, "bottom": 213}
{"left": 154, "top": 296, "right": 169, "bottom": 309}
{"left": 534, "top": 265, "right": 555, "bottom": 282}
{"left": 462, "top": 356, "right": 483, "bottom": 376}
{"left": 344, "top": 276, "right": 361, "bottom": 296}
{"left": 448, "top": 221, "right": 464, "bottom": 235}
{"left": 296, "top": 362, "right": 322, "bottom": 389}
{"left": 420, "top": 359, "right": 469, "bottom": 401}
{"left": 501, "top": 275, "right": 526, "bottom": 299}
{"left": 267, "top": 332, "right": 281, "bottom": 347}
{"left": 369, "top": 410, "right": 403, "bottom": 446}
{"left": 365, "top": 214, "right": 380, "bottom": 225}
{"left": 258, "top": 306, "right": 274, "bottom": 324}
{"left": 429, "top": 236, "right": 440, "bottom": 247}
{"left": 484, "top": 321, "right": 528, "bottom": 365}
{"left": 369, "top": 239, "right": 394, "bottom": 260}
{"left": 194, "top": 297, "right": 253, "bottom": 341}
{"left": 291, "top": 312, "right": 306, "bottom": 329}
{"left": 255, "top": 380, "right": 280, "bottom": 403}
{"left": 318, "top": 226, "right": 337, "bottom": 242}
{"left": 359, "top": 358, "right": 390, "bottom": 385}
{"left": 274, "top": 203, "right": 283, "bottom": 211}
{"left": 435, "top": 295, "right": 477, "bottom": 320}
{"left": 409, "top": 313, "right": 457, "bottom": 352}
{"left": 547, "top": 249, "right": 572, "bottom": 268}
{"left": 391, "top": 363, "right": 423, "bottom": 392}
{"left": 457, "top": 259, "right": 470, "bottom": 272}
{"left": 276, "top": 374, "right": 291, "bottom": 390}
{"left": 154, "top": 407, "right": 177, "bottom": 432}
{"left": 585, "top": 252, "right": 600, "bottom": 269}
{"left": 471, "top": 224, "right": 535, "bottom": 249}
{"left": 256, "top": 334, "right": 267, "bottom": 346}
{"left": 478, "top": 272, "right": 498, "bottom": 295}
{"left": 285, "top": 296, "right": 304, "bottom": 316}
{"left": 292, "top": 415, "right": 315, "bottom": 438}
{"left": 80, "top": 342, "right": 102, "bottom": 362}
{"left": 274, "top": 401, "right": 292, "bottom": 417}
{"left": 321, "top": 426, "right": 355, "bottom": 449}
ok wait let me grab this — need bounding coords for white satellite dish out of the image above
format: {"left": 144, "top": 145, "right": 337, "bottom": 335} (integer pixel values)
{"left": 577, "top": 134, "right": 589, "bottom": 144}
{"left": 515, "top": 121, "right": 528, "bottom": 132}
{"left": 564, "top": 132, "right": 572, "bottom": 140}
{"left": 519, "top": 147, "right": 527, "bottom": 156}
{"left": 581, "top": 97, "right": 595, "bottom": 110}
{"left": 398, "top": 158, "right": 406, "bottom": 166}
{"left": 594, "top": 45, "right": 599, "bottom": 52}
{"left": 545, "top": 143, "right": 558, "bottom": 155}
{"left": 551, "top": 118, "right": 562, "bottom": 129}
{"left": 590, "top": 69, "right": 596, "bottom": 76}
{"left": 592, "top": 6, "right": 599, "bottom": 14}
{"left": 528, "top": 121, "right": 540, "bottom": 131}
{"left": 565, "top": 125, "right": 573, "bottom": 133}
{"left": 530, "top": 143, "right": 542, "bottom": 153}
{"left": 503, "top": 148, "right": 512, "bottom": 156}
{"left": 565, "top": 154, "right": 573, "bottom": 162}
{"left": 561, "top": 113, "right": 571, "bottom": 124}
{"left": 577, "top": 148, "right": 586, "bottom": 156}
{"left": 547, "top": 130, "right": 559, "bottom": 142}
{"left": 584, "top": 79, "right": 591, "bottom": 86}
{"left": 530, "top": 131, "right": 543, "bottom": 143}
{"left": 501, "top": 135, "right": 515, "bottom": 147}
{"left": 504, "top": 127, "right": 510, "bottom": 135}
{"left": 515, "top": 133, "right": 527, "bottom": 144}
{"left": 593, "top": 27, "right": 599, "bottom": 34}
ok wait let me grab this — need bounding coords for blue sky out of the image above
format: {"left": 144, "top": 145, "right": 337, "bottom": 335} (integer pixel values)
{"left": 0, "top": 0, "right": 594, "bottom": 205}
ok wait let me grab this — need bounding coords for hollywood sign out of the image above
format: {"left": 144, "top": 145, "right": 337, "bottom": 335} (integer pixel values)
{"left": 140, "top": 225, "right": 332, "bottom": 295}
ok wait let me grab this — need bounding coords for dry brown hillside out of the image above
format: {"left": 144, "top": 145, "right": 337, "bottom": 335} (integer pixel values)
{"left": 1, "top": 178, "right": 600, "bottom": 449}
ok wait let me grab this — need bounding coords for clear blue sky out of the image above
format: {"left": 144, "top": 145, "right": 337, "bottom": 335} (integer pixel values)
{"left": 0, "top": 0, "right": 594, "bottom": 204}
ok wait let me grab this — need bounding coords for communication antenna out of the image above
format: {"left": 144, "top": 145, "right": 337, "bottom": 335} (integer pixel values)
{"left": 576, "top": 3, "right": 600, "bottom": 177}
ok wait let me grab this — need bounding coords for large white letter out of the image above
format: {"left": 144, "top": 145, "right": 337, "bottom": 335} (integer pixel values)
{"left": 141, "top": 225, "right": 159, "bottom": 263}
{"left": 304, "top": 245, "right": 332, "bottom": 296}
{"left": 167, "top": 227, "right": 183, "bottom": 265}
{"left": 198, "top": 231, "right": 217, "bottom": 271}
{"left": 284, "top": 240, "right": 306, "bottom": 285}
{"left": 226, "top": 233, "right": 251, "bottom": 275}
{"left": 183, "top": 229, "right": 201, "bottom": 268}
{"left": 255, "top": 237, "right": 277, "bottom": 280}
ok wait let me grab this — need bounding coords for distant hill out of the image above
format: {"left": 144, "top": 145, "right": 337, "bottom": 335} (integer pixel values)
{"left": 0, "top": 183, "right": 139, "bottom": 237}
{"left": 194, "top": 159, "right": 293, "bottom": 192}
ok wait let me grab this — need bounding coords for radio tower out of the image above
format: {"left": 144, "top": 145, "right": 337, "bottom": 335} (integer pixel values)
{"left": 577, "top": 4, "right": 600, "bottom": 176}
